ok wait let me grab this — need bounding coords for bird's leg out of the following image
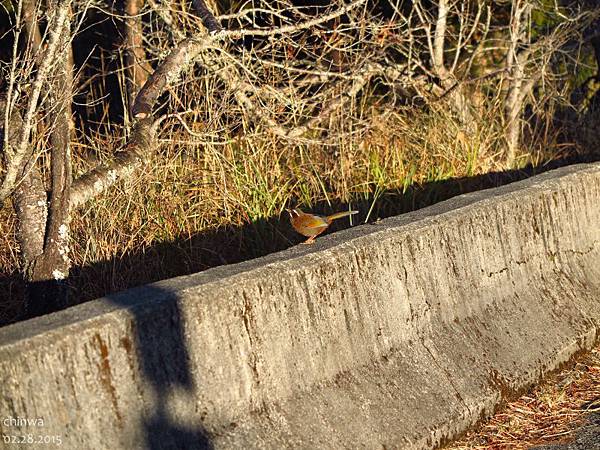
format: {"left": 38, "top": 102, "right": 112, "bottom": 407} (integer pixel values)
{"left": 303, "top": 226, "right": 327, "bottom": 244}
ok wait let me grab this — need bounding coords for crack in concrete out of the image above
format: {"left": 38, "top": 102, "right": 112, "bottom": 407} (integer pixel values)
{"left": 485, "top": 241, "right": 599, "bottom": 278}
{"left": 420, "top": 336, "right": 473, "bottom": 419}
{"left": 487, "top": 267, "right": 509, "bottom": 277}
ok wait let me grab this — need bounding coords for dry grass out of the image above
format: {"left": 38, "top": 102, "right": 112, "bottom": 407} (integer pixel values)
{"left": 446, "top": 347, "right": 600, "bottom": 449}
{"left": 0, "top": 91, "right": 590, "bottom": 324}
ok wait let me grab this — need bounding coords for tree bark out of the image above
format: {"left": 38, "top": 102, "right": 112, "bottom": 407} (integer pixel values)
{"left": 0, "top": 96, "right": 46, "bottom": 290}
{"left": 25, "top": 1, "right": 74, "bottom": 317}
{"left": 22, "top": 0, "right": 43, "bottom": 55}
{"left": 124, "top": 0, "right": 152, "bottom": 102}
{"left": 503, "top": 0, "right": 531, "bottom": 165}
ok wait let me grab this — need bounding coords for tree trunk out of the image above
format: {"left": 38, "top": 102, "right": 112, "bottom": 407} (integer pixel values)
{"left": 25, "top": 2, "right": 74, "bottom": 317}
{"left": 125, "top": 0, "right": 151, "bottom": 103}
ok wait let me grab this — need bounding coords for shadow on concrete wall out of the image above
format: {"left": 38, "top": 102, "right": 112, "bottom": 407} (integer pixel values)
{"left": 106, "top": 285, "right": 214, "bottom": 449}
{"left": 1, "top": 151, "right": 599, "bottom": 326}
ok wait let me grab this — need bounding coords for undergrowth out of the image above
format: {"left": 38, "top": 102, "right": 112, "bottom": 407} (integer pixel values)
{"left": 0, "top": 82, "right": 598, "bottom": 324}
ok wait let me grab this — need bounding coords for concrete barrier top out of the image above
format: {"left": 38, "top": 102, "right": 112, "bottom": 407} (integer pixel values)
{"left": 1, "top": 162, "right": 600, "bottom": 450}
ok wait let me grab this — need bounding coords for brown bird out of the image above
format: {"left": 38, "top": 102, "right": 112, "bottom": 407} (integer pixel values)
{"left": 288, "top": 208, "right": 359, "bottom": 244}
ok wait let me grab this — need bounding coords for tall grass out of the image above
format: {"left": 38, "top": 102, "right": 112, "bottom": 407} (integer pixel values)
{"left": 2, "top": 81, "right": 589, "bottom": 324}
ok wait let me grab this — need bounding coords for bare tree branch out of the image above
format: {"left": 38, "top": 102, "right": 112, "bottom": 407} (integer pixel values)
{"left": 191, "top": 0, "right": 222, "bottom": 33}
{"left": 0, "top": 0, "right": 72, "bottom": 202}
{"left": 70, "top": 117, "right": 157, "bottom": 208}
{"left": 132, "top": 38, "right": 203, "bottom": 119}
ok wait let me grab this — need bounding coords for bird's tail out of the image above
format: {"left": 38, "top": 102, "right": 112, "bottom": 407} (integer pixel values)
{"left": 326, "top": 210, "right": 359, "bottom": 223}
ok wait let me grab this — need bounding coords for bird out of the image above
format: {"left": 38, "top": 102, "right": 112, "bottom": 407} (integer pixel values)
{"left": 287, "top": 208, "right": 359, "bottom": 244}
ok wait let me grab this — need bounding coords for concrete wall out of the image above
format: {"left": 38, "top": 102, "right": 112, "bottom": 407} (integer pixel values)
{"left": 1, "top": 163, "right": 599, "bottom": 450}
